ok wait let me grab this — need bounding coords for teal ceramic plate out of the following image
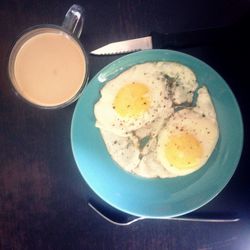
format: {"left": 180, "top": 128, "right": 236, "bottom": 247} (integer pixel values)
{"left": 71, "top": 50, "right": 243, "bottom": 218}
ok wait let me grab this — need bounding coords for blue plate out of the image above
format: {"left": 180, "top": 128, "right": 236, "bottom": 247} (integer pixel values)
{"left": 71, "top": 50, "right": 243, "bottom": 218}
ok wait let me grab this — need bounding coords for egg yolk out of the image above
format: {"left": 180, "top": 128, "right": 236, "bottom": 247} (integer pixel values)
{"left": 113, "top": 83, "right": 150, "bottom": 118}
{"left": 165, "top": 133, "right": 203, "bottom": 169}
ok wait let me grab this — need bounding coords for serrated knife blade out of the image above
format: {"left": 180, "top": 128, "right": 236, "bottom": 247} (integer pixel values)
{"left": 90, "top": 36, "right": 152, "bottom": 55}
{"left": 90, "top": 28, "right": 231, "bottom": 55}
{"left": 91, "top": 36, "right": 152, "bottom": 55}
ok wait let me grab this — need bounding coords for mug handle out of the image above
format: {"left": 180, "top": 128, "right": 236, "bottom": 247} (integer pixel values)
{"left": 62, "top": 4, "right": 85, "bottom": 38}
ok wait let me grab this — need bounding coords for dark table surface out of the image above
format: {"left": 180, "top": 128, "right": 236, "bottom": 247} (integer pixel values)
{"left": 1, "top": 0, "right": 250, "bottom": 249}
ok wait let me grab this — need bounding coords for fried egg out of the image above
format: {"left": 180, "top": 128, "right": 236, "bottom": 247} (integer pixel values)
{"left": 94, "top": 61, "right": 218, "bottom": 179}
{"left": 157, "top": 86, "right": 219, "bottom": 176}
{"left": 94, "top": 62, "right": 173, "bottom": 136}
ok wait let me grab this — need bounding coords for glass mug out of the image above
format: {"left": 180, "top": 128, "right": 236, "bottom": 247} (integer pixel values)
{"left": 8, "top": 4, "right": 88, "bottom": 109}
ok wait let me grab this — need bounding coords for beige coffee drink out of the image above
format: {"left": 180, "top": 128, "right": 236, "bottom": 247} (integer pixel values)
{"left": 9, "top": 28, "right": 87, "bottom": 107}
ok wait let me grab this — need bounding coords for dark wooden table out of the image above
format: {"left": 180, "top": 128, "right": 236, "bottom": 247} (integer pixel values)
{"left": 1, "top": 0, "right": 250, "bottom": 249}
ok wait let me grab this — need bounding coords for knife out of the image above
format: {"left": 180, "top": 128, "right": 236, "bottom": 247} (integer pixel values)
{"left": 90, "top": 27, "right": 231, "bottom": 55}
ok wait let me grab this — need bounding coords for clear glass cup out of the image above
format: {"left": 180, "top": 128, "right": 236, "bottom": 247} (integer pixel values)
{"left": 8, "top": 4, "right": 88, "bottom": 109}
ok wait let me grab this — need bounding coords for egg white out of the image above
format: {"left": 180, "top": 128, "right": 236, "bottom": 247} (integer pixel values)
{"left": 99, "top": 128, "right": 140, "bottom": 172}
{"left": 132, "top": 151, "right": 176, "bottom": 178}
{"left": 151, "top": 61, "right": 198, "bottom": 105}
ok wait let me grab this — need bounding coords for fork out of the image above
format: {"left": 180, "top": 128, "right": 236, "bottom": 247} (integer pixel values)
{"left": 88, "top": 199, "right": 240, "bottom": 226}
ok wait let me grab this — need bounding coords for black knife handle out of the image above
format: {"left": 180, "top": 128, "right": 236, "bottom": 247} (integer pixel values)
{"left": 150, "top": 26, "right": 231, "bottom": 49}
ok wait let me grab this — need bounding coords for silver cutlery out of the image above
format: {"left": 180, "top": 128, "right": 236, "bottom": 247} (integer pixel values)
{"left": 88, "top": 199, "right": 240, "bottom": 226}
